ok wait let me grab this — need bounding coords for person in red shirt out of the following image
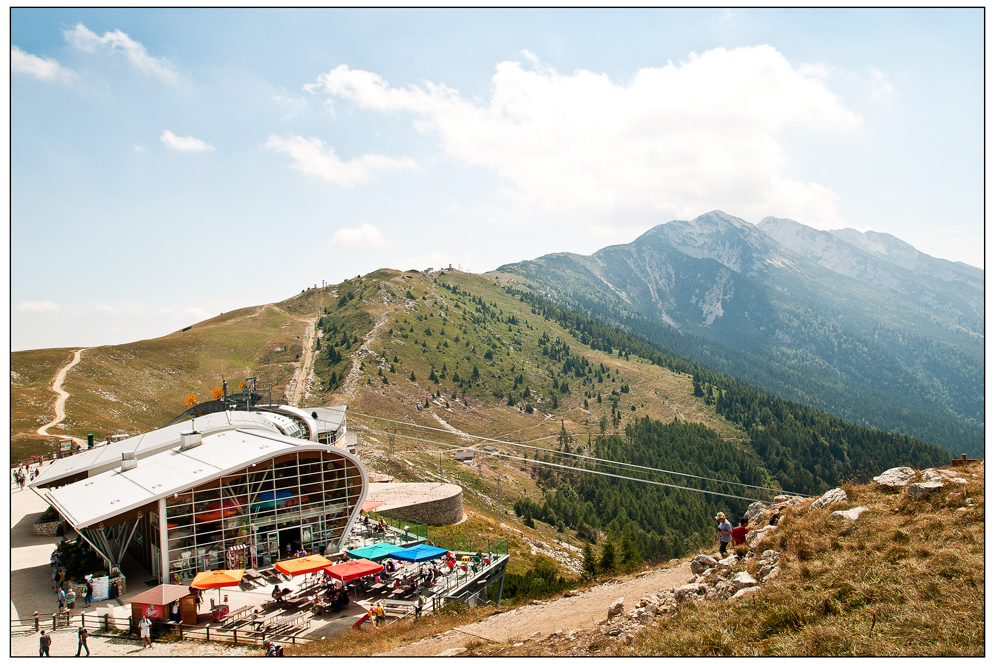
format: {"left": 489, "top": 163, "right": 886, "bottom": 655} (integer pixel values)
{"left": 731, "top": 518, "right": 750, "bottom": 547}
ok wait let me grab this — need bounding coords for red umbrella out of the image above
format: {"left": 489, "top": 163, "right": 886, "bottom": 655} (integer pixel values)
{"left": 360, "top": 500, "right": 384, "bottom": 514}
{"left": 323, "top": 559, "right": 384, "bottom": 583}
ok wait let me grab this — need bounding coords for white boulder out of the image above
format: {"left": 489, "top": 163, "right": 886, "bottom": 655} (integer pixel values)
{"left": 830, "top": 506, "right": 869, "bottom": 521}
{"left": 810, "top": 487, "right": 848, "bottom": 511}
{"left": 873, "top": 466, "right": 917, "bottom": 488}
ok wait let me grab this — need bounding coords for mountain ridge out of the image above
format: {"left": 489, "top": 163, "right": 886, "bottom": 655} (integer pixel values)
{"left": 496, "top": 211, "right": 983, "bottom": 457}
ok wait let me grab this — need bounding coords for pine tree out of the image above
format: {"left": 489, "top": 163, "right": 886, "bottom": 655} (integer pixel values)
{"left": 582, "top": 542, "right": 598, "bottom": 581}
{"left": 599, "top": 535, "right": 617, "bottom": 575}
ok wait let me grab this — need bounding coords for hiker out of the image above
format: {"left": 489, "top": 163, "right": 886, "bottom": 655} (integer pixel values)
{"left": 715, "top": 512, "right": 732, "bottom": 558}
{"left": 139, "top": 615, "right": 152, "bottom": 648}
{"left": 66, "top": 587, "right": 77, "bottom": 617}
{"left": 415, "top": 593, "right": 425, "bottom": 618}
{"left": 57, "top": 587, "right": 66, "bottom": 613}
{"left": 39, "top": 629, "right": 51, "bottom": 657}
{"left": 373, "top": 602, "right": 385, "bottom": 626}
{"left": 731, "top": 518, "right": 750, "bottom": 547}
{"left": 84, "top": 579, "right": 93, "bottom": 608}
{"left": 76, "top": 625, "right": 90, "bottom": 656}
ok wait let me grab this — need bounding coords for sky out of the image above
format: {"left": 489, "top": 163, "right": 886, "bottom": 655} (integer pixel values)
{"left": 9, "top": 8, "right": 985, "bottom": 351}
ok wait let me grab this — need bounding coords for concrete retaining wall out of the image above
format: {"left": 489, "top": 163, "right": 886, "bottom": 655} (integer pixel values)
{"left": 383, "top": 489, "right": 463, "bottom": 525}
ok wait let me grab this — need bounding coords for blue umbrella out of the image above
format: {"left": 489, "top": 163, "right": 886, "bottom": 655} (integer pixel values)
{"left": 347, "top": 542, "right": 405, "bottom": 562}
{"left": 391, "top": 544, "right": 448, "bottom": 563}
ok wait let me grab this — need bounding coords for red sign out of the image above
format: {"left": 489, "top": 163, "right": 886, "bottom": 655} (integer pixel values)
{"left": 143, "top": 604, "right": 163, "bottom": 619}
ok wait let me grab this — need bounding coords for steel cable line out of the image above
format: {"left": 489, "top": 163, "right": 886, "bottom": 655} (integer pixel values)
{"left": 354, "top": 425, "right": 785, "bottom": 504}
{"left": 351, "top": 412, "right": 809, "bottom": 497}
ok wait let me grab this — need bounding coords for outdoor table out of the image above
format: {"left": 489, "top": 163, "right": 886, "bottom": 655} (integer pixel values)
{"left": 252, "top": 609, "right": 282, "bottom": 631}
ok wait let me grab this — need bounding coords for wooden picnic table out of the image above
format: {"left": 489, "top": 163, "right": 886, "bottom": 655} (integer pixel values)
{"left": 222, "top": 605, "right": 254, "bottom": 628}
{"left": 251, "top": 609, "right": 283, "bottom": 631}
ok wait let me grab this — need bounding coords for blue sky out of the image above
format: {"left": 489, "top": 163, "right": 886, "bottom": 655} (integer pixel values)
{"left": 10, "top": 8, "right": 984, "bottom": 351}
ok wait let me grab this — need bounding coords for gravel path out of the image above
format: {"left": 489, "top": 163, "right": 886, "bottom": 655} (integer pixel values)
{"left": 12, "top": 629, "right": 259, "bottom": 657}
{"left": 36, "top": 347, "right": 86, "bottom": 440}
{"left": 380, "top": 563, "right": 691, "bottom": 656}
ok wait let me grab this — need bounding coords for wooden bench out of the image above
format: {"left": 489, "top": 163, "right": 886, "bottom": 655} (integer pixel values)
{"left": 268, "top": 612, "right": 311, "bottom": 634}
{"left": 251, "top": 609, "right": 283, "bottom": 632}
{"left": 222, "top": 605, "right": 254, "bottom": 628}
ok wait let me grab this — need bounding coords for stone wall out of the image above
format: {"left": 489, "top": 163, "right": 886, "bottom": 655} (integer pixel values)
{"left": 32, "top": 520, "right": 62, "bottom": 537}
{"left": 383, "top": 489, "right": 463, "bottom": 525}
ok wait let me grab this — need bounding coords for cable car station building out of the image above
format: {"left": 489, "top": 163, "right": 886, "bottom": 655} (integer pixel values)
{"left": 30, "top": 406, "right": 367, "bottom": 585}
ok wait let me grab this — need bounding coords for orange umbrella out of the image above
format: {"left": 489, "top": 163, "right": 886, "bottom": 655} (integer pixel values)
{"left": 275, "top": 554, "right": 333, "bottom": 577}
{"left": 190, "top": 569, "right": 245, "bottom": 604}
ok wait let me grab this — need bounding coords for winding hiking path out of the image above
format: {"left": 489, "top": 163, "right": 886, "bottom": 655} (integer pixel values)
{"left": 37, "top": 348, "right": 86, "bottom": 440}
{"left": 340, "top": 312, "right": 391, "bottom": 399}
{"left": 380, "top": 563, "right": 692, "bottom": 656}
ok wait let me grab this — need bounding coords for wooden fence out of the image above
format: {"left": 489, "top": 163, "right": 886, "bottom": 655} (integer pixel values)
{"left": 11, "top": 611, "right": 310, "bottom": 648}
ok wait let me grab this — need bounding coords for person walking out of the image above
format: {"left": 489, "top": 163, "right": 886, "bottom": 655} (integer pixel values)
{"left": 66, "top": 587, "right": 77, "bottom": 617}
{"left": 76, "top": 625, "right": 90, "bottom": 656}
{"left": 39, "top": 629, "right": 51, "bottom": 656}
{"left": 715, "top": 512, "right": 733, "bottom": 558}
{"left": 57, "top": 587, "right": 66, "bottom": 613}
{"left": 731, "top": 518, "right": 750, "bottom": 547}
{"left": 139, "top": 615, "right": 152, "bottom": 648}
{"left": 83, "top": 579, "right": 93, "bottom": 608}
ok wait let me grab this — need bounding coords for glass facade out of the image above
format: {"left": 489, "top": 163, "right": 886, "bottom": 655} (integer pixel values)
{"left": 163, "top": 450, "right": 362, "bottom": 584}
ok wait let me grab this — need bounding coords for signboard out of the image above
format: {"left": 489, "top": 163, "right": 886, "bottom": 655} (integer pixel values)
{"left": 87, "top": 575, "right": 109, "bottom": 602}
{"left": 60, "top": 441, "right": 72, "bottom": 452}
{"left": 142, "top": 603, "right": 163, "bottom": 619}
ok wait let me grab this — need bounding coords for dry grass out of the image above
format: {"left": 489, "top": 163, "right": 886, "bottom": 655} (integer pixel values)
{"left": 629, "top": 462, "right": 984, "bottom": 657}
{"left": 287, "top": 603, "right": 501, "bottom": 657}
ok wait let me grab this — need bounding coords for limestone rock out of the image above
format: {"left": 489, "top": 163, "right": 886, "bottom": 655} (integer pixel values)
{"left": 731, "top": 586, "right": 761, "bottom": 600}
{"left": 743, "top": 501, "right": 768, "bottom": 524}
{"left": 607, "top": 597, "right": 625, "bottom": 619}
{"left": 690, "top": 554, "right": 718, "bottom": 575}
{"left": 907, "top": 481, "right": 944, "bottom": 499}
{"left": 948, "top": 477, "right": 967, "bottom": 484}
{"left": 730, "top": 571, "right": 758, "bottom": 591}
{"left": 674, "top": 583, "right": 707, "bottom": 602}
{"left": 873, "top": 467, "right": 916, "bottom": 488}
{"left": 438, "top": 648, "right": 467, "bottom": 657}
{"left": 830, "top": 506, "right": 869, "bottom": 521}
{"left": 810, "top": 487, "right": 848, "bottom": 511}
{"left": 529, "top": 630, "right": 543, "bottom": 639}
{"left": 716, "top": 554, "right": 740, "bottom": 568}
{"left": 921, "top": 470, "right": 945, "bottom": 483}
{"left": 714, "top": 580, "right": 735, "bottom": 600}
{"left": 746, "top": 526, "right": 776, "bottom": 549}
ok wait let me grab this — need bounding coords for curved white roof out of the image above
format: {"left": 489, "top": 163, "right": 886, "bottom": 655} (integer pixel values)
{"left": 30, "top": 408, "right": 345, "bottom": 489}
{"left": 38, "top": 427, "right": 367, "bottom": 530}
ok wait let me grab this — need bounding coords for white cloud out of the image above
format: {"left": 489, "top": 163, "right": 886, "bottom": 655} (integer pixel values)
{"left": 93, "top": 304, "right": 118, "bottom": 314}
{"left": 266, "top": 134, "right": 417, "bottom": 187}
{"left": 869, "top": 67, "right": 894, "bottom": 103}
{"left": 161, "top": 130, "right": 215, "bottom": 152}
{"left": 273, "top": 94, "right": 308, "bottom": 121}
{"left": 63, "top": 23, "right": 178, "bottom": 83}
{"left": 11, "top": 46, "right": 74, "bottom": 82}
{"left": 183, "top": 307, "right": 210, "bottom": 320}
{"left": 330, "top": 223, "right": 386, "bottom": 248}
{"left": 17, "top": 300, "right": 61, "bottom": 313}
{"left": 308, "top": 45, "right": 862, "bottom": 231}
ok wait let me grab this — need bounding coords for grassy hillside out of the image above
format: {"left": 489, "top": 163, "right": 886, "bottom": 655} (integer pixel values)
{"left": 10, "top": 299, "right": 321, "bottom": 441}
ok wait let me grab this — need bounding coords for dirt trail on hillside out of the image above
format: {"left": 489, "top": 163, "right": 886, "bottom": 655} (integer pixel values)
{"left": 340, "top": 312, "right": 390, "bottom": 400}
{"left": 288, "top": 316, "right": 318, "bottom": 406}
{"left": 380, "top": 563, "right": 692, "bottom": 656}
{"left": 37, "top": 348, "right": 86, "bottom": 440}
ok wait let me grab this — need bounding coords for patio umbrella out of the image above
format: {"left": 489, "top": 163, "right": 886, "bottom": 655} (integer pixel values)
{"left": 274, "top": 554, "right": 333, "bottom": 577}
{"left": 346, "top": 542, "right": 404, "bottom": 562}
{"left": 391, "top": 544, "right": 448, "bottom": 563}
{"left": 360, "top": 500, "right": 384, "bottom": 514}
{"left": 323, "top": 559, "right": 384, "bottom": 583}
{"left": 189, "top": 569, "right": 245, "bottom": 604}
